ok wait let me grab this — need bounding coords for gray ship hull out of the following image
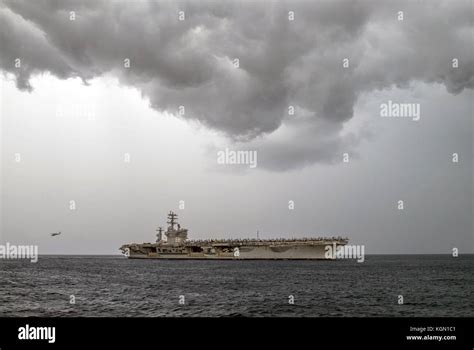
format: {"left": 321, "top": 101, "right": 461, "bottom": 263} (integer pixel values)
{"left": 121, "top": 241, "right": 346, "bottom": 260}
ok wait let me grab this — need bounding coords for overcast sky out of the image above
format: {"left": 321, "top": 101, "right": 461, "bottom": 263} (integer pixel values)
{"left": 1, "top": 0, "right": 472, "bottom": 254}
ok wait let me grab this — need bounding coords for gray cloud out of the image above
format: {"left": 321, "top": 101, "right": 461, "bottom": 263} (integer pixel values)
{"left": 0, "top": 0, "right": 472, "bottom": 169}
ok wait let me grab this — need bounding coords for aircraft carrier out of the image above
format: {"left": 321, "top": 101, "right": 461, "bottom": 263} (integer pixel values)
{"left": 120, "top": 211, "right": 348, "bottom": 260}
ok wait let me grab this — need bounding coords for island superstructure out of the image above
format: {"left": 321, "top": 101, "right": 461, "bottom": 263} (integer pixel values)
{"left": 120, "top": 211, "right": 348, "bottom": 260}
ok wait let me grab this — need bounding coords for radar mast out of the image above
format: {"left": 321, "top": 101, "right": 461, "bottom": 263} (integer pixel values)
{"left": 167, "top": 211, "right": 178, "bottom": 231}
{"left": 156, "top": 227, "right": 164, "bottom": 242}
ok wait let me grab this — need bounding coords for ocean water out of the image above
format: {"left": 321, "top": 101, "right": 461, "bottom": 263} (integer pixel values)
{"left": 0, "top": 255, "right": 472, "bottom": 317}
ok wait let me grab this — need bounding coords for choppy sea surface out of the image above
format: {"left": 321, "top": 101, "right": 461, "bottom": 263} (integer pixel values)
{"left": 0, "top": 255, "right": 472, "bottom": 317}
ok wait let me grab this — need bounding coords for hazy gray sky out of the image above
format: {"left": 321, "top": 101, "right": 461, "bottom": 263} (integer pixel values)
{"left": 0, "top": 0, "right": 472, "bottom": 254}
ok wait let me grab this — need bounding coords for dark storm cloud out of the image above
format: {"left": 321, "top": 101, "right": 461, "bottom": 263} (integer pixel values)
{"left": 0, "top": 0, "right": 472, "bottom": 169}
